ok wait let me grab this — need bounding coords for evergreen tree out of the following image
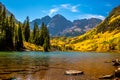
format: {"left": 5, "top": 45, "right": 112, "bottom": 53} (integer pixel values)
{"left": 18, "top": 22, "right": 23, "bottom": 48}
{"left": 0, "top": 4, "right": 2, "bottom": 30}
{"left": 4, "top": 17, "right": 14, "bottom": 48}
{"left": 37, "top": 22, "right": 50, "bottom": 51}
{"left": 43, "top": 37, "right": 50, "bottom": 51}
{"left": 24, "top": 16, "right": 30, "bottom": 42}
{"left": 0, "top": 6, "right": 6, "bottom": 50}
{"left": 1, "top": 6, "right": 6, "bottom": 32}
{"left": 14, "top": 24, "right": 19, "bottom": 50}
{"left": 0, "top": 4, "right": 2, "bottom": 15}
{"left": 33, "top": 22, "right": 38, "bottom": 39}
{"left": 33, "top": 22, "right": 39, "bottom": 44}
{"left": 9, "top": 14, "right": 15, "bottom": 47}
{"left": 15, "top": 22, "right": 23, "bottom": 50}
{"left": 36, "top": 23, "right": 44, "bottom": 45}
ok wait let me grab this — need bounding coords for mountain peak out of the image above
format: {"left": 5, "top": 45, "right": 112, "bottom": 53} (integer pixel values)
{"left": 55, "top": 14, "right": 62, "bottom": 16}
{"left": 42, "top": 15, "right": 51, "bottom": 19}
{"left": 53, "top": 14, "right": 66, "bottom": 19}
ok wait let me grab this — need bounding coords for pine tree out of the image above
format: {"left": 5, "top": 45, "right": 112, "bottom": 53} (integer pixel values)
{"left": 24, "top": 16, "right": 30, "bottom": 42}
{"left": 43, "top": 37, "right": 50, "bottom": 51}
{"left": 33, "top": 22, "right": 38, "bottom": 39}
{"left": 18, "top": 22, "right": 23, "bottom": 48}
{"left": 37, "top": 22, "right": 50, "bottom": 51}
{"left": 33, "top": 22, "right": 39, "bottom": 44}
{"left": 9, "top": 14, "right": 15, "bottom": 47}
{"left": 0, "top": 5, "right": 6, "bottom": 50}
{"left": 1, "top": 6, "right": 6, "bottom": 32}
{"left": 4, "top": 17, "right": 14, "bottom": 48}
{"left": 0, "top": 4, "right": 2, "bottom": 30}
{"left": 37, "top": 23, "right": 45, "bottom": 46}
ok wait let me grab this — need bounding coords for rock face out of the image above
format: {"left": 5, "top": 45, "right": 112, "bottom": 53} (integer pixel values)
{"left": 65, "top": 70, "right": 84, "bottom": 75}
{"left": 48, "top": 14, "right": 73, "bottom": 36}
{"left": 61, "top": 18, "right": 101, "bottom": 36}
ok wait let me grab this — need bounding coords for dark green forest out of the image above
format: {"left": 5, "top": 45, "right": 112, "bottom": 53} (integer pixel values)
{"left": 0, "top": 5, "right": 50, "bottom": 51}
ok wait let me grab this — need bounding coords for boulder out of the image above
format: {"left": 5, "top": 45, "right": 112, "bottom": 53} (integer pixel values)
{"left": 112, "top": 59, "right": 120, "bottom": 66}
{"left": 112, "top": 59, "right": 120, "bottom": 63}
{"left": 115, "top": 68, "right": 120, "bottom": 77}
{"left": 65, "top": 70, "right": 84, "bottom": 75}
{"left": 99, "top": 74, "right": 113, "bottom": 79}
{"left": 113, "top": 78, "right": 119, "bottom": 80}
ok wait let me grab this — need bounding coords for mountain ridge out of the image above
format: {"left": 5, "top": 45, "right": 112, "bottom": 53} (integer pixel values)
{"left": 30, "top": 14, "right": 102, "bottom": 36}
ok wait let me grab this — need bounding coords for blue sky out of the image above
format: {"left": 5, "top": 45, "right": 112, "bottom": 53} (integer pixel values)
{"left": 1, "top": 0, "right": 120, "bottom": 22}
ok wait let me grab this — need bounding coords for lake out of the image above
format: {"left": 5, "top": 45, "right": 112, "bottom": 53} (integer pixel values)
{"left": 0, "top": 51, "right": 120, "bottom": 80}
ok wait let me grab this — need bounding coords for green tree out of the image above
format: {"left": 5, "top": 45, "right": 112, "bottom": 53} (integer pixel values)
{"left": 4, "top": 16, "right": 14, "bottom": 48}
{"left": 1, "top": 6, "right": 6, "bottom": 32}
{"left": 18, "top": 22, "right": 23, "bottom": 48}
{"left": 37, "top": 22, "right": 50, "bottom": 51}
{"left": 43, "top": 37, "right": 50, "bottom": 51}
{"left": 33, "top": 22, "right": 39, "bottom": 44}
{"left": 24, "top": 16, "right": 30, "bottom": 42}
{"left": 33, "top": 22, "right": 39, "bottom": 39}
{"left": 0, "top": 4, "right": 2, "bottom": 30}
{"left": 15, "top": 22, "right": 23, "bottom": 50}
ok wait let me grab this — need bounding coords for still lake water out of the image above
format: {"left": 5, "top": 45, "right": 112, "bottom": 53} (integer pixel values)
{"left": 0, "top": 51, "right": 120, "bottom": 80}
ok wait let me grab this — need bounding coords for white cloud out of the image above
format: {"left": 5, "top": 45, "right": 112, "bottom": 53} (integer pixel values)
{"left": 48, "top": 4, "right": 80, "bottom": 16}
{"left": 61, "top": 4, "right": 70, "bottom": 9}
{"left": 61, "top": 4, "right": 80, "bottom": 12}
{"left": 48, "top": 8, "right": 59, "bottom": 16}
{"left": 71, "top": 5, "right": 80, "bottom": 12}
{"left": 78, "top": 14, "right": 105, "bottom": 20}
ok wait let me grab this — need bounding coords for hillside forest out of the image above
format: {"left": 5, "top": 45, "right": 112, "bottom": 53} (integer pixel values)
{"left": 0, "top": 4, "right": 50, "bottom": 51}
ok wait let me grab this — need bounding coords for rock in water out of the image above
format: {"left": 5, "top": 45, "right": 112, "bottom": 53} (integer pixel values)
{"left": 99, "top": 74, "right": 113, "bottom": 79}
{"left": 65, "top": 70, "right": 83, "bottom": 75}
{"left": 112, "top": 59, "right": 120, "bottom": 66}
{"left": 115, "top": 68, "right": 120, "bottom": 77}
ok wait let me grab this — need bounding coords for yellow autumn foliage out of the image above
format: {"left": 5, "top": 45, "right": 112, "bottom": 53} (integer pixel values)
{"left": 23, "top": 42, "right": 43, "bottom": 51}
{"left": 50, "top": 30, "right": 120, "bottom": 52}
{"left": 109, "top": 15, "right": 120, "bottom": 24}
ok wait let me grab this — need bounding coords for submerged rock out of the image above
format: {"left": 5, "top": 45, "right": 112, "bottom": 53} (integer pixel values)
{"left": 11, "top": 78, "right": 16, "bottom": 80}
{"left": 113, "top": 78, "right": 119, "bottom": 80}
{"left": 112, "top": 59, "right": 120, "bottom": 62}
{"left": 115, "top": 68, "right": 120, "bottom": 77}
{"left": 3, "top": 77, "right": 17, "bottom": 80}
{"left": 112, "top": 59, "right": 120, "bottom": 66}
{"left": 65, "top": 70, "right": 84, "bottom": 75}
{"left": 99, "top": 74, "right": 113, "bottom": 79}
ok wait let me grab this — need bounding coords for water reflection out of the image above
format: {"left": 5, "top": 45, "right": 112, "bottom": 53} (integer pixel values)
{"left": 0, "top": 52, "right": 119, "bottom": 80}
{"left": 0, "top": 52, "right": 50, "bottom": 80}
